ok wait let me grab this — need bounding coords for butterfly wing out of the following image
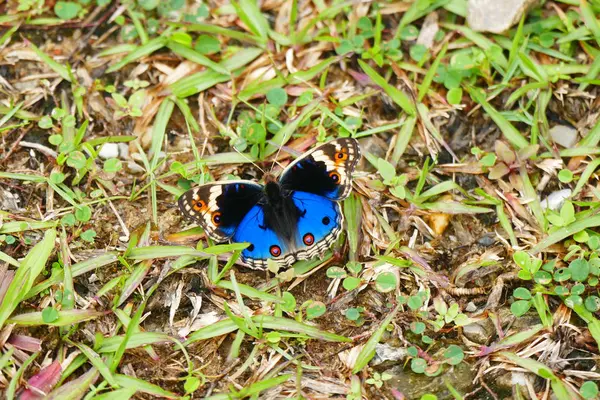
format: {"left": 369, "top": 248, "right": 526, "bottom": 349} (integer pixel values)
{"left": 291, "top": 191, "right": 343, "bottom": 262}
{"left": 279, "top": 138, "right": 361, "bottom": 200}
{"left": 178, "top": 181, "right": 263, "bottom": 242}
{"left": 233, "top": 191, "right": 343, "bottom": 269}
{"left": 233, "top": 205, "right": 290, "bottom": 269}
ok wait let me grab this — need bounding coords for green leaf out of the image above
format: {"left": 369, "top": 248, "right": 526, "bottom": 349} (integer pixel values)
{"left": 195, "top": 34, "right": 221, "bottom": 54}
{"left": 444, "top": 345, "right": 464, "bottom": 365}
{"left": 266, "top": 87, "right": 288, "bottom": 107}
{"left": 375, "top": 272, "right": 397, "bottom": 293}
{"left": 585, "top": 296, "right": 600, "bottom": 312}
{"left": 42, "top": 307, "right": 59, "bottom": 323}
{"left": 305, "top": 301, "right": 326, "bottom": 319}
{"left": 513, "top": 287, "right": 531, "bottom": 300}
{"left": 564, "top": 295, "right": 583, "bottom": 308}
{"left": 407, "top": 295, "right": 423, "bottom": 310}
{"left": 557, "top": 169, "right": 573, "bottom": 183}
{"left": 280, "top": 292, "right": 296, "bottom": 313}
{"left": 569, "top": 259, "right": 590, "bottom": 282}
{"left": 511, "top": 300, "right": 531, "bottom": 317}
{"left": 446, "top": 87, "right": 463, "bottom": 105}
{"left": 580, "top": 381, "right": 599, "bottom": 399}
{"left": 411, "top": 357, "right": 427, "bottom": 373}
{"left": 49, "top": 134, "right": 63, "bottom": 145}
{"left": 184, "top": 376, "right": 201, "bottom": 394}
{"left": 54, "top": 1, "right": 81, "bottom": 20}
{"left": 410, "top": 321, "right": 426, "bottom": 334}
{"left": 39, "top": 116, "right": 53, "bottom": 129}
{"left": 103, "top": 158, "right": 123, "bottom": 173}
{"left": 343, "top": 276, "right": 361, "bottom": 291}
{"left": 326, "top": 266, "right": 347, "bottom": 279}
{"left": 345, "top": 308, "right": 361, "bottom": 321}
{"left": 80, "top": 229, "right": 96, "bottom": 243}
{"left": 377, "top": 158, "right": 396, "bottom": 182}
{"left": 75, "top": 205, "right": 92, "bottom": 222}
{"left": 66, "top": 151, "right": 86, "bottom": 169}
{"left": 49, "top": 172, "right": 65, "bottom": 184}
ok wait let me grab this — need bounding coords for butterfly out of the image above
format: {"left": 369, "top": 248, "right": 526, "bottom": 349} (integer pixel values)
{"left": 178, "top": 138, "right": 361, "bottom": 269}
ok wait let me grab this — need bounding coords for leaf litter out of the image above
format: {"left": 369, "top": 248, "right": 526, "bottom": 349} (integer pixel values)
{"left": 1, "top": 0, "right": 600, "bottom": 399}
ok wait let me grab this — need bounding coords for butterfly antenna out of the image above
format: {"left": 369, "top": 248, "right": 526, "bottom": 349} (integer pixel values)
{"left": 266, "top": 87, "right": 334, "bottom": 173}
{"left": 230, "top": 141, "right": 267, "bottom": 176}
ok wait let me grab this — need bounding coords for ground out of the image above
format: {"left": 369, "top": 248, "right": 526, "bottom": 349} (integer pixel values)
{"left": 1, "top": 0, "right": 600, "bottom": 399}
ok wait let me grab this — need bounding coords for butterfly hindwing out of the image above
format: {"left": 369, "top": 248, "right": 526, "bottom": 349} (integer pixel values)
{"left": 233, "top": 204, "right": 289, "bottom": 269}
{"left": 233, "top": 191, "right": 343, "bottom": 269}
{"left": 279, "top": 138, "right": 361, "bottom": 200}
{"left": 178, "top": 181, "right": 263, "bottom": 242}
{"left": 291, "top": 191, "right": 343, "bottom": 261}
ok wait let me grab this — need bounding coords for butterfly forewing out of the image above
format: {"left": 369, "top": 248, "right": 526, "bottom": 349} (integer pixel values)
{"left": 178, "top": 181, "right": 263, "bottom": 242}
{"left": 279, "top": 138, "right": 361, "bottom": 200}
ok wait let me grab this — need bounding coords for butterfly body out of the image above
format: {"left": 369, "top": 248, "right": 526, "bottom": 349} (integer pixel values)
{"left": 178, "top": 138, "right": 361, "bottom": 269}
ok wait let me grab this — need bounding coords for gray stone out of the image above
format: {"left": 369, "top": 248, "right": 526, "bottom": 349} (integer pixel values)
{"left": 98, "top": 143, "right": 119, "bottom": 159}
{"left": 549, "top": 125, "right": 579, "bottom": 148}
{"left": 541, "top": 189, "right": 572, "bottom": 211}
{"left": 462, "top": 319, "right": 495, "bottom": 344}
{"left": 467, "top": 0, "right": 539, "bottom": 33}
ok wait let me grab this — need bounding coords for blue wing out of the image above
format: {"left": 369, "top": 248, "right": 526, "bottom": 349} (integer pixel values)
{"left": 233, "top": 191, "right": 342, "bottom": 269}
{"left": 291, "top": 191, "right": 343, "bottom": 260}
{"left": 233, "top": 205, "right": 290, "bottom": 269}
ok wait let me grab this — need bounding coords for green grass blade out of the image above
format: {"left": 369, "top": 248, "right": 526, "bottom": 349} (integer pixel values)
{"left": 0, "top": 229, "right": 56, "bottom": 329}
{"left": 531, "top": 213, "right": 600, "bottom": 254}
{"left": 29, "top": 42, "right": 71, "bottom": 82}
{"left": 581, "top": 0, "right": 600, "bottom": 47}
{"left": 26, "top": 252, "right": 119, "bottom": 300}
{"left": 106, "top": 36, "right": 167, "bottom": 73}
{"left": 264, "top": 98, "right": 321, "bottom": 156}
{"left": 357, "top": 60, "right": 415, "bottom": 116}
{"left": 231, "top": 0, "right": 269, "bottom": 41}
{"left": 68, "top": 340, "right": 119, "bottom": 388}
{"left": 114, "top": 375, "right": 180, "bottom": 399}
{"left": 352, "top": 304, "right": 400, "bottom": 373}
{"left": 418, "top": 42, "right": 448, "bottom": 101}
{"left": 167, "top": 41, "right": 229, "bottom": 74}
{"left": 466, "top": 86, "right": 529, "bottom": 149}
{"left": 8, "top": 309, "right": 105, "bottom": 326}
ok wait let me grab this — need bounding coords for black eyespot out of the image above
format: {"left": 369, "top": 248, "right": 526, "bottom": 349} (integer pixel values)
{"left": 303, "top": 233, "right": 314, "bottom": 246}
{"left": 322, "top": 216, "right": 330, "bottom": 225}
{"left": 212, "top": 213, "right": 222, "bottom": 225}
{"left": 270, "top": 245, "right": 281, "bottom": 257}
{"left": 247, "top": 244, "right": 255, "bottom": 252}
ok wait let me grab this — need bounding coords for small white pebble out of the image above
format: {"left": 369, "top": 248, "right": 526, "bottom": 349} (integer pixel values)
{"left": 541, "top": 189, "right": 572, "bottom": 211}
{"left": 98, "top": 143, "right": 119, "bottom": 159}
{"left": 125, "top": 160, "right": 146, "bottom": 174}
{"left": 549, "top": 125, "right": 578, "bottom": 148}
{"left": 117, "top": 143, "right": 130, "bottom": 159}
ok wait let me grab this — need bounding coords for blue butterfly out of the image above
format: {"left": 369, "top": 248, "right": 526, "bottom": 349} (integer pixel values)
{"left": 178, "top": 138, "right": 361, "bottom": 269}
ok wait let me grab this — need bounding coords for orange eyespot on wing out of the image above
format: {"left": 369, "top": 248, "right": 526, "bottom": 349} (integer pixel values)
{"left": 212, "top": 212, "right": 222, "bottom": 225}
{"left": 329, "top": 171, "right": 341, "bottom": 184}
{"left": 192, "top": 199, "right": 206, "bottom": 211}
{"left": 334, "top": 150, "right": 348, "bottom": 163}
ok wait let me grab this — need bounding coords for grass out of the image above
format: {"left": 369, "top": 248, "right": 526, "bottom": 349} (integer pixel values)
{"left": 1, "top": 0, "right": 600, "bottom": 399}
